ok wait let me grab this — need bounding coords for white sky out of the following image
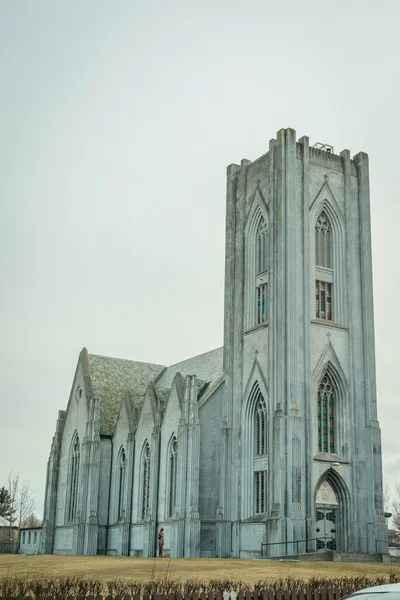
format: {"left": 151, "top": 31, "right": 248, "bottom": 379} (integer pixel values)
{"left": 1, "top": 0, "right": 399, "bottom": 518}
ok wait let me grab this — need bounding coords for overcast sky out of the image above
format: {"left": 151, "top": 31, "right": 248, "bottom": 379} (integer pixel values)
{"left": 1, "top": 0, "right": 399, "bottom": 518}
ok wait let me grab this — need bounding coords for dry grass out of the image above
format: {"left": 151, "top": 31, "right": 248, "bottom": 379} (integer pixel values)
{"left": 0, "top": 555, "right": 399, "bottom": 585}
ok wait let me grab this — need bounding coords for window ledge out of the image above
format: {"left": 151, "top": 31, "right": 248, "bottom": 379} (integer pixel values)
{"left": 311, "top": 319, "right": 348, "bottom": 331}
{"left": 313, "top": 453, "right": 351, "bottom": 465}
{"left": 244, "top": 321, "right": 269, "bottom": 336}
{"left": 242, "top": 514, "right": 268, "bottom": 523}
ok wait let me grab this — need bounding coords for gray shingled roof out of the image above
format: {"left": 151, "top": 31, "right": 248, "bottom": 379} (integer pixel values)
{"left": 155, "top": 347, "right": 223, "bottom": 390}
{"left": 88, "top": 354, "right": 165, "bottom": 435}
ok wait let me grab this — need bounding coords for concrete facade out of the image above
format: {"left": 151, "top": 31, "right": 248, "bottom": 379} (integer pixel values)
{"left": 40, "top": 128, "right": 386, "bottom": 558}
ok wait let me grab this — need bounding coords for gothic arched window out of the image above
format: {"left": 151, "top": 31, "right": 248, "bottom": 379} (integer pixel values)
{"left": 256, "top": 217, "right": 268, "bottom": 325}
{"left": 245, "top": 207, "right": 269, "bottom": 331}
{"left": 67, "top": 433, "right": 80, "bottom": 522}
{"left": 315, "top": 211, "right": 333, "bottom": 321}
{"left": 117, "top": 447, "right": 126, "bottom": 521}
{"left": 141, "top": 442, "right": 151, "bottom": 520}
{"left": 317, "top": 375, "right": 335, "bottom": 453}
{"left": 242, "top": 382, "right": 268, "bottom": 518}
{"left": 315, "top": 211, "right": 332, "bottom": 268}
{"left": 168, "top": 436, "right": 178, "bottom": 518}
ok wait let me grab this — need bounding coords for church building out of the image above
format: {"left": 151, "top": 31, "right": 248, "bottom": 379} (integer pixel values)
{"left": 40, "top": 128, "right": 387, "bottom": 558}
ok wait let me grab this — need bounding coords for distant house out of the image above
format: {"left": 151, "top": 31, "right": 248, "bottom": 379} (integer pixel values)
{"left": 0, "top": 525, "right": 18, "bottom": 543}
{"left": 0, "top": 526, "right": 19, "bottom": 554}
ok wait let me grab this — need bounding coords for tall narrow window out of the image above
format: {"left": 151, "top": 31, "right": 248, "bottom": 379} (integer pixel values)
{"left": 255, "top": 218, "right": 268, "bottom": 325}
{"left": 315, "top": 212, "right": 332, "bottom": 268}
{"left": 117, "top": 448, "right": 126, "bottom": 521}
{"left": 245, "top": 207, "right": 270, "bottom": 331}
{"left": 317, "top": 376, "right": 335, "bottom": 453}
{"left": 141, "top": 443, "right": 151, "bottom": 520}
{"left": 256, "top": 396, "right": 267, "bottom": 456}
{"left": 257, "top": 218, "right": 268, "bottom": 274}
{"left": 315, "top": 281, "right": 332, "bottom": 320}
{"left": 67, "top": 434, "right": 80, "bottom": 522}
{"left": 315, "top": 211, "right": 333, "bottom": 321}
{"left": 243, "top": 383, "right": 268, "bottom": 517}
{"left": 255, "top": 471, "right": 266, "bottom": 514}
{"left": 257, "top": 283, "right": 268, "bottom": 325}
{"left": 169, "top": 436, "right": 178, "bottom": 518}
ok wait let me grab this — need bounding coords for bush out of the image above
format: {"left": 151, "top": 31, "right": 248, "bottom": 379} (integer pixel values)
{"left": 1, "top": 572, "right": 400, "bottom": 599}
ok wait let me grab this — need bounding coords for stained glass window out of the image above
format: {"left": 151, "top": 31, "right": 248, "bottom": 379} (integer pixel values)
{"left": 317, "top": 376, "right": 335, "bottom": 453}
{"left": 255, "top": 471, "right": 266, "bottom": 513}
{"left": 141, "top": 443, "right": 151, "bottom": 520}
{"left": 169, "top": 437, "right": 178, "bottom": 518}
{"left": 67, "top": 434, "right": 80, "bottom": 522}
{"left": 316, "top": 281, "right": 332, "bottom": 321}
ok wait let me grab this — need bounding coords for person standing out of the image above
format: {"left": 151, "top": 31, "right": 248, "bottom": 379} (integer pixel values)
{"left": 157, "top": 527, "right": 164, "bottom": 557}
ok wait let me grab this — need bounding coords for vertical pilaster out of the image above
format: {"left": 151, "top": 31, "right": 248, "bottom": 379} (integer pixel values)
{"left": 122, "top": 431, "right": 135, "bottom": 556}
{"left": 76, "top": 433, "right": 90, "bottom": 554}
{"left": 299, "top": 135, "right": 313, "bottom": 549}
{"left": 146, "top": 422, "right": 161, "bottom": 557}
{"left": 175, "top": 379, "right": 189, "bottom": 556}
{"left": 40, "top": 410, "right": 65, "bottom": 554}
{"left": 184, "top": 376, "right": 201, "bottom": 557}
{"left": 221, "top": 156, "right": 250, "bottom": 557}
{"left": 273, "top": 128, "right": 297, "bottom": 546}
{"left": 353, "top": 152, "right": 377, "bottom": 423}
{"left": 84, "top": 398, "right": 101, "bottom": 555}
{"left": 353, "top": 151, "right": 386, "bottom": 553}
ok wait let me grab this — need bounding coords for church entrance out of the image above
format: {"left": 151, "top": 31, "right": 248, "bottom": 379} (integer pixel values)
{"left": 315, "top": 480, "right": 338, "bottom": 551}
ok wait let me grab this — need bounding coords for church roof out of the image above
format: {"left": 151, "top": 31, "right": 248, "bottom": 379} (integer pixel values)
{"left": 155, "top": 346, "right": 224, "bottom": 390}
{"left": 87, "top": 353, "right": 165, "bottom": 435}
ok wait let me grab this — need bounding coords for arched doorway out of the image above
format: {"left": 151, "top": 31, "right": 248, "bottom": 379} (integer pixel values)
{"left": 315, "top": 480, "right": 337, "bottom": 550}
{"left": 314, "top": 470, "right": 351, "bottom": 553}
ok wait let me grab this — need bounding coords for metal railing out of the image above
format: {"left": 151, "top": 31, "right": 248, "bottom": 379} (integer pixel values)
{"left": 261, "top": 536, "right": 334, "bottom": 558}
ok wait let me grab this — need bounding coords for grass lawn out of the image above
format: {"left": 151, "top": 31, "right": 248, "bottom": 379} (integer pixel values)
{"left": 0, "top": 555, "right": 400, "bottom": 585}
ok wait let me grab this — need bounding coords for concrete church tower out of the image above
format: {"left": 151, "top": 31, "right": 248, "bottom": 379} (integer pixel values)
{"left": 221, "top": 127, "right": 386, "bottom": 556}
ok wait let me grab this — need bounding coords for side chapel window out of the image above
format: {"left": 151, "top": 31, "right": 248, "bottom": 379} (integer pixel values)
{"left": 67, "top": 434, "right": 80, "bottom": 522}
{"left": 117, "top": 448, "right": 126, "bottom": 521}
{"left": 315, "top": 211, "right": 333, "bottom": 320}
{"left": 317, "top": 375, "right": 335, "bottom": 453}
{"left": 169, "top": 436, "right": 178, "bottom": 518}
{"left": 141, "top": 443, "right": 151, "bottom": 520}
{"left": 256, "top": 218, "right": 268, "bottom": 325}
